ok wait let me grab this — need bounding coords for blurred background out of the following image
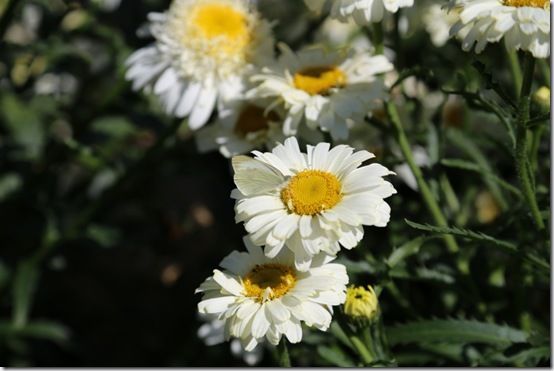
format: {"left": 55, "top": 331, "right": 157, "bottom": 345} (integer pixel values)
{"left": 0, "top": 0, "right": 550, "bottom": 367}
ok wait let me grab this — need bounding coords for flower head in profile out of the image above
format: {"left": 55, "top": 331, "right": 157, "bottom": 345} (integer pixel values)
{"left": 304, "top": 0, "right": 414, "bottom": 24}
{"left": 125, "top": 0, "right": 274, "bottom": 129}
{"left": 250, "top": 44, "right": 392, "bottom": 140}
{"left": 449, "top": 0, "right": 550, "bottom": 58}
{"left": 344, "top": 285, "right": 379, "bottom": 321}
{"left": 196, "top": 237, "right": 348, "bottom": 351}
{"left": 232, "top": 137, "right": 396, "bottom": 270}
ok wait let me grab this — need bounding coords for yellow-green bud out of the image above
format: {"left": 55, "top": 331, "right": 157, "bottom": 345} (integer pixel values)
{"left": 344, "top": 285, "right": 379, "bottom": 321}
{"left": 533, "top": 86, "right": 550, "bottom": 110}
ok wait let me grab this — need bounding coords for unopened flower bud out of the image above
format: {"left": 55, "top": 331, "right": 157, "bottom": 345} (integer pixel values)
{"left": 344, "top": 285, "right": 379, "bottom": 321}
{"left": 533, "top": 86, "right": 550, "bottom": 110}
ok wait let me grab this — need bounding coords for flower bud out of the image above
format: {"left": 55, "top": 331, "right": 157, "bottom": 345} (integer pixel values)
{"left": 533, "top": 86, "right": 550, "bottom": 110}
{"left": 344, "top": 285, "right": 379, "bottom": 321}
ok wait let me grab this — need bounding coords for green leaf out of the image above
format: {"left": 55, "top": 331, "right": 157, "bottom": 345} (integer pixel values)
{"left": 317, "top": 345, "right": 355, "bottom": 367}
{"left": 387, "top": 237, "right": 428, "bottom": 268}
{"left": 12, "top": 261, "right": 39, "bottom": 328}
{"left": 446, "top": 129, "right": 508, "bottom": 209}
{"left": 387, "top": 319, "right": 529, "bottom": 346}
{"left": 0, "top": 173, "right": 22, "bottom": 201}
{"left": 440, "top": 158, "right": 522, "bottom": 198}
{"left": 0, "top": 321, "right": 69, "bottom": 343}
{"left": 405, "top": 219, "right": 549, "bottom": 271}
{"left": 91, "top": 116, "right": 135, "bottom": 138}
{"left": 405, "top": 219, "right": 517, "bottom": 251}
{"left": 506, "top": 346, "right": 550, "bottom": 366}
{"left": 0, "top": 94, "right": 46, "bottom": 160}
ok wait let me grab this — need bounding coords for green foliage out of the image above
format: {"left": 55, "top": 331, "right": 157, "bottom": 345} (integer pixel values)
{"left": 0, "top": 0, "right": 549, "bottom": 367}
{"left": 387, "top": 319, "right": 528, "bottom": 346}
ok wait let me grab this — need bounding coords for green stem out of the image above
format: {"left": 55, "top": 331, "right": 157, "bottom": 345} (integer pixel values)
{"left": 515, "top": 53, "right": 544, "bottom": 230}
{"left": 278, "top": 339, "right": 291, "bottom": 367}
{"left": 507, "top": 50, "right": 522, "bottom": 99}
{"left": 371, "top": 22, "right": 384, "bottom": 55}
{"left": 350, "top": 335, "right": 374, "bottom": 364}
{"left": 537, "top": 59, "right": 550, "bottom": 86}
{"left": 385, "top": 101, "right": 459, "bottom": 253}
{"left": 530, "top": 125, "right": 545, "bottom": 172}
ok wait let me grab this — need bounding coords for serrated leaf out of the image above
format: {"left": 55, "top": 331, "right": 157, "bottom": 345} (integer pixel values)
{"left": 405, "top": 219, "right": 517, "bottom": 251}
{"left": 387, "top": 319, "right": 528, "bottom": 346}
{"left": 405, "top": 219, "right": 549, "bottom": 271}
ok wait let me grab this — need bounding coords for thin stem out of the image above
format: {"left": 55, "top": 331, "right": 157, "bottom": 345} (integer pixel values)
{"left": 385, "top": 101, "right": 460, "bottom": 253}
{"left": 537, "top": 59, "right": 550, "bottom": 86}
{"left": 515, "top": 53, "right": 544, "bottom": 230}
{"left": 530, "top": 125, "right": 545, "bottom": 172}
{"left": 371, "top": 22, "right": 384, "bottom": 55}
{"left": 507, "top": 50, "right": 522, "bottom": 98}
{"left": 277, "top": 339, "right": 291, "bottom": 367}
{"left": 350, "top": 335, "right": 374, "bottom": 364}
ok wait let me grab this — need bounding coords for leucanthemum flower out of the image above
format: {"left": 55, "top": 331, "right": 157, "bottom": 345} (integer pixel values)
{"left": 196, "top": 237, "right": 349, "bottom": 351}
{"left": 195, "top": 100, "right": 286, "bottom": 158}
{"left": 249, "top": 45, "right": 393, "bottom": 140}
{"left": 232, "top": 137, "right": 396, "bottom": 270}
{"left": 304, "top": 0, "right": 414, "bottom": 24}
{"left": 125, "top": 0, "right": 274, "bottom": 129}
{"left": 449, "top": 0, "right": 550, "bottom": 58}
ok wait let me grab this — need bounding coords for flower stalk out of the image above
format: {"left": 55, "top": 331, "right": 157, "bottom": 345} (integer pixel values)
{"left": 515, "top": 53, "right": 545, "bottom": 230}
{"left": 278, "top": 339, "right": 291, "bottom": 367}
{"left": 385, "top": 101, "right": 460, "bottom": 253}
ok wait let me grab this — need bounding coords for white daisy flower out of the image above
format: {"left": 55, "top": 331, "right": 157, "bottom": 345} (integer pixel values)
{"left": 195, "top": 101, "right": 286, "bottom": 158}
{"left": 304, "top": 0, "right": 414, "bottom": 24}
{"left": 196, "top": 237, "right": 349, "bottom": 351}
{"left": 250, "top": 45, "right": 393, "bottom": 141}
{"left": 232, "top": 137, "right": 396, "bottom": 270}
{"left": 125, "top": 0, "right": 274, "bottom": 130}
{"left": 449, "top": 0, "right": 550, "bottom": 58}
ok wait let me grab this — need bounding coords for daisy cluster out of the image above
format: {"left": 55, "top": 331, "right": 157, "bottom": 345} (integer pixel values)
{"left": 123, "top": 0, "right": 550, "bottom": 361}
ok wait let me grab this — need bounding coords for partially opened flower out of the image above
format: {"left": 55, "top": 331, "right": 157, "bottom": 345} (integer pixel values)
{"left": 449, "top": 0, "right": 550, "bottom": 58}
{"left": 304, "top": 0, "right": 414, "bottom": 24}
{"left": 196, "top": 237, "right": 348, "bottom": 351}
{"left": 232, "top": 137, "right": 396, "bottom": 270}
{"left": 250, "top": 45, "right": 392, "bottom": 140}
{"left": 125, "top": 0, "right": 274, "bottom": 129}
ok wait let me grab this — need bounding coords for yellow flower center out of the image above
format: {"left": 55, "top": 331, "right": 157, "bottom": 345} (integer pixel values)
{"left": 293, "top": 66, "right": 346, "bottom": 96}
{"left": 243, "top": 264, "right": 296, "bottom": 302}
{"left": 281, "top": 170, "right": 342, "bottom": 216}
{"left": 234, "top": 105, "right": 277, "bottom": 137}
{"left": 188, "top": 2, "right": 251, "bottom": 56}
{"left": 503, "top": 0, "right": 549, "bottom": 7}
{"left": 344, "top": 285, "right": 379, "bottom": 320}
